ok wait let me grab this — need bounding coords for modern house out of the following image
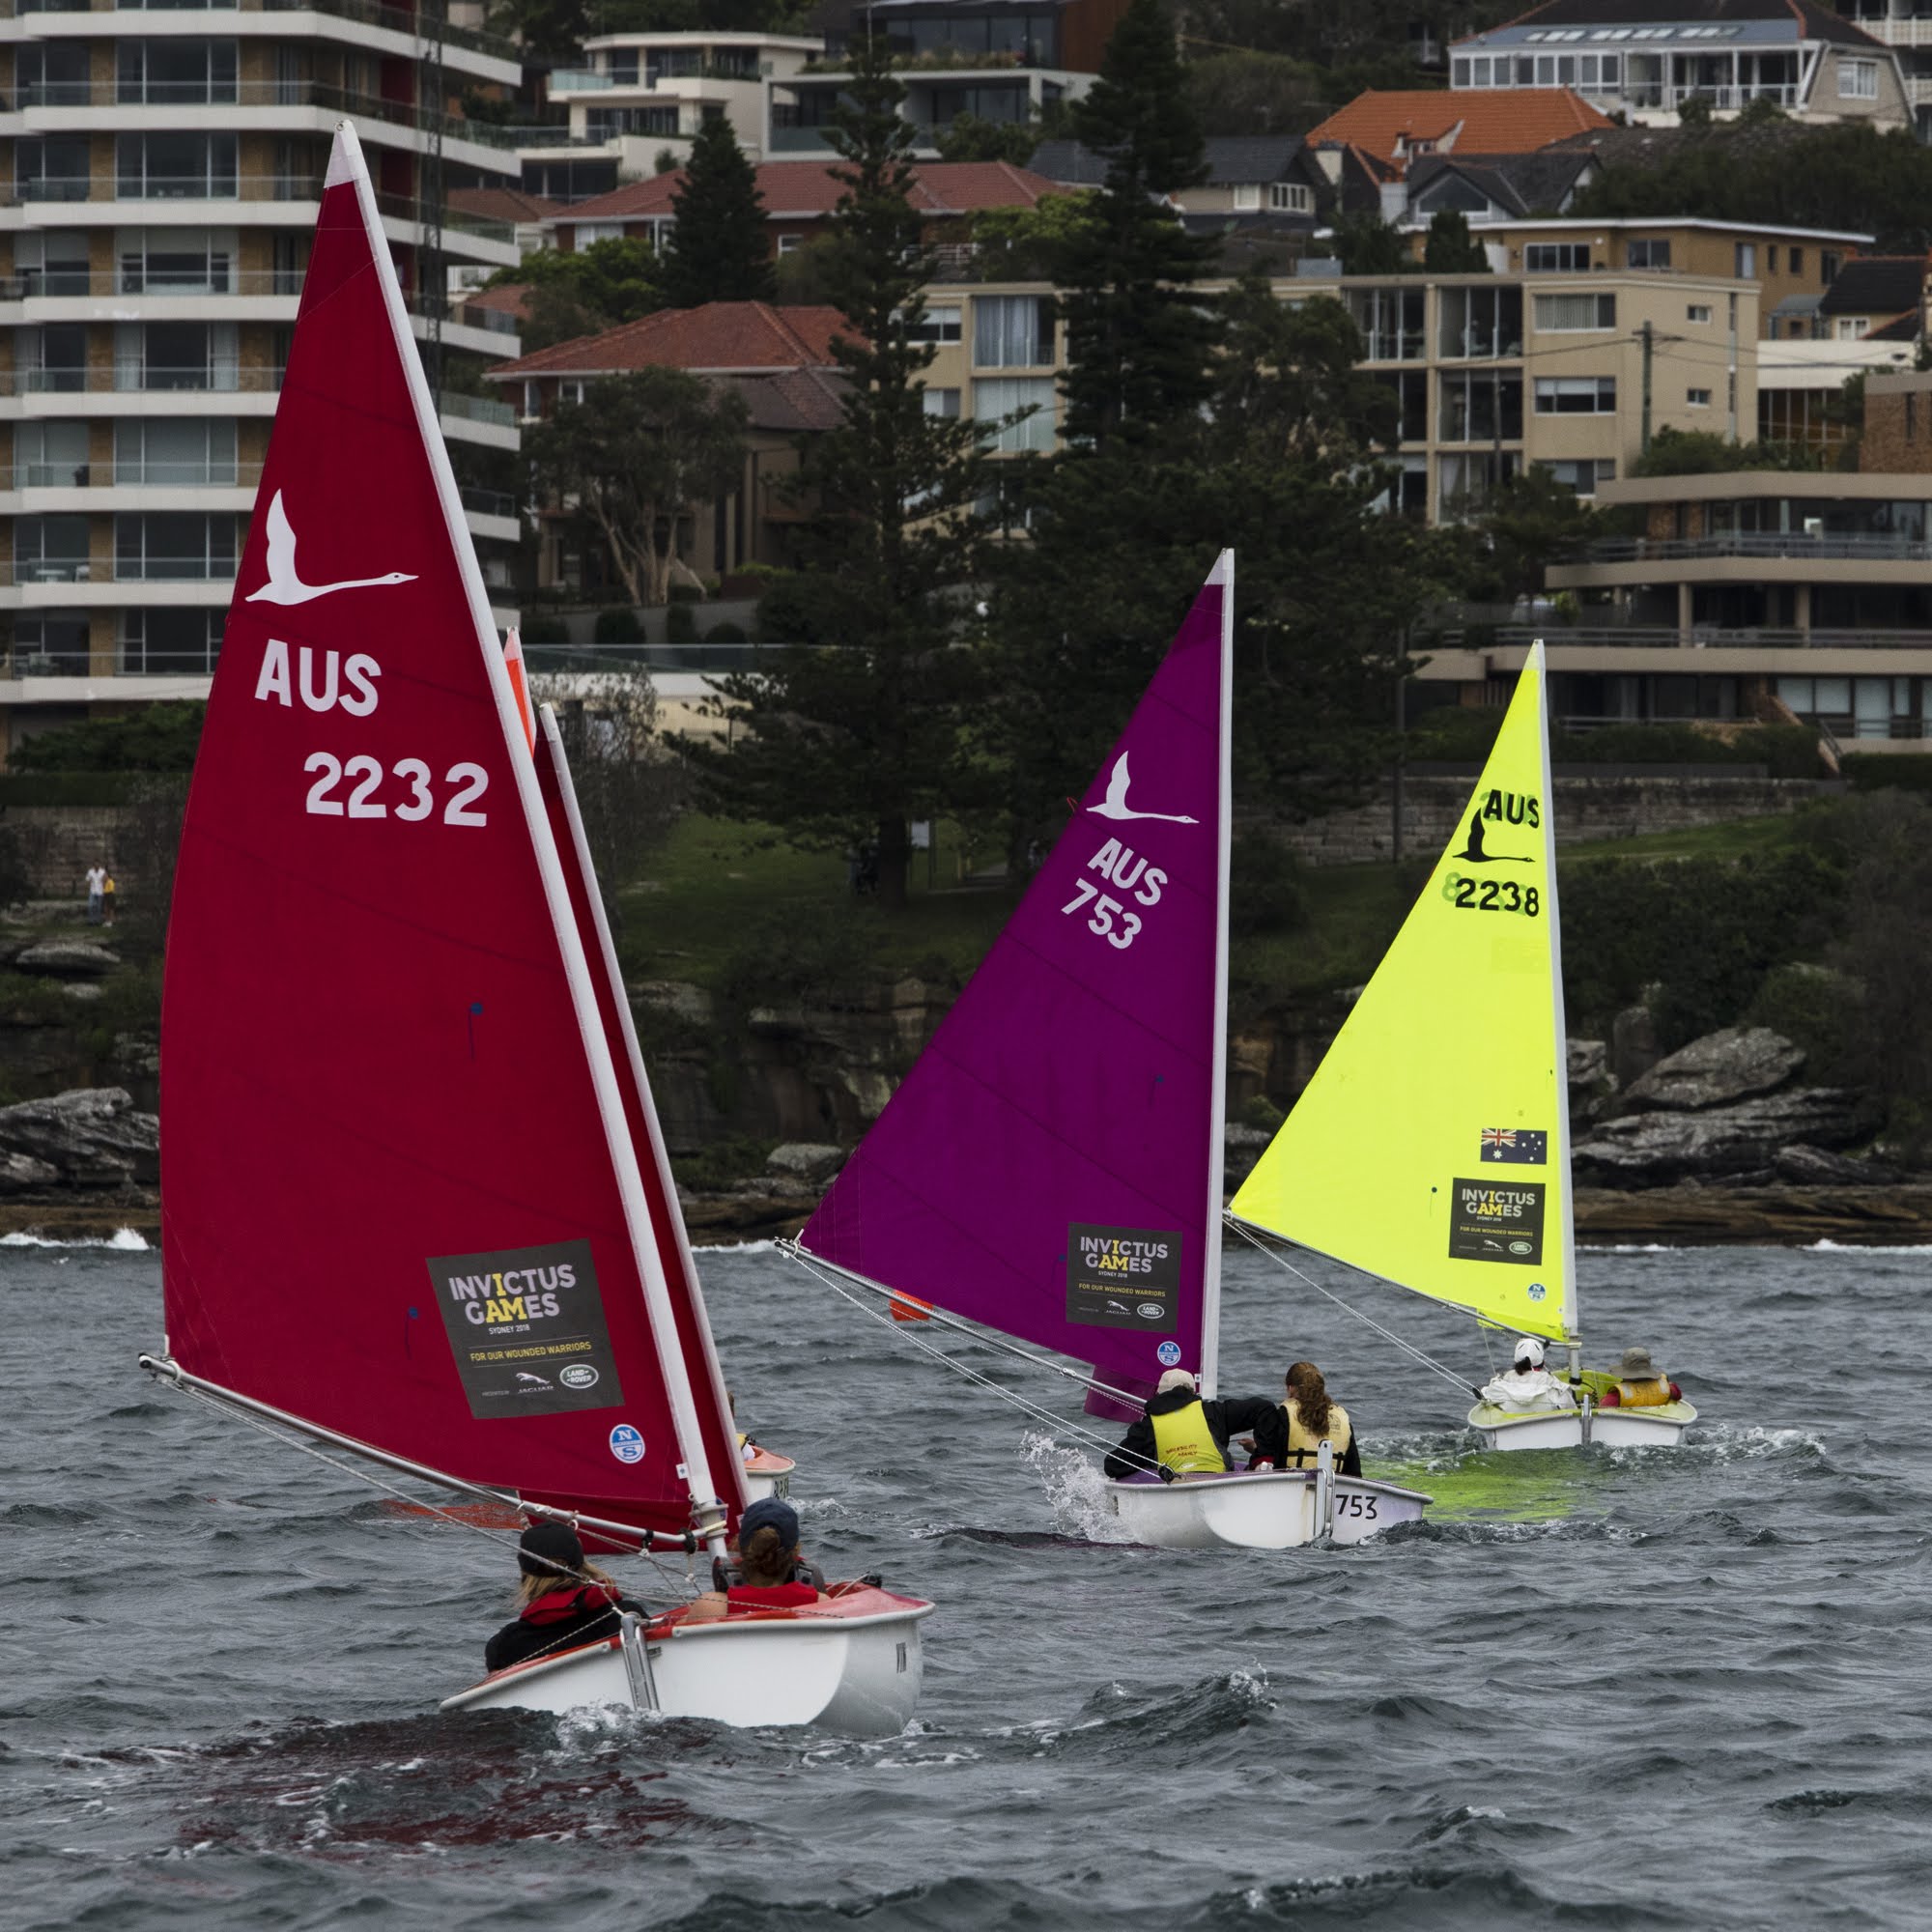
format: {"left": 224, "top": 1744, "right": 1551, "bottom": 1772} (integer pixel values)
{"left": 776, "top": 0, "right": 1125, "bottom": 155}
{"left": 1398, "top": 148, "right": 1603, "bottom": 226}
{"left": 540, "top": 158, "right": 1062, "bottom": 257}
{"left": 1837, "top": 1, "right": 1932, "bottom": 136}
{"left": 486, "top": 301, "right": 850, "bottom": 590}
{"left": 1449, "top": 0, "right": 1911, "bottom": 130}
{"left": 1534, "top": 372, "right": 1932, "bottom": 748}
{"left": 0, "top": 0, "right": 526, "bottom": 756}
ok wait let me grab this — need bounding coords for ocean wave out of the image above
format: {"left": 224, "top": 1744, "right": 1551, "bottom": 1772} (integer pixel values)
{"left": 0, "top": 1226, "right": 149, "bottom": 1251}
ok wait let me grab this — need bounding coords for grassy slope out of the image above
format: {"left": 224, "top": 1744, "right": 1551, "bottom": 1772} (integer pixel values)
{"left": 618, "top": 810, "right": 1812, "bottom": 1005}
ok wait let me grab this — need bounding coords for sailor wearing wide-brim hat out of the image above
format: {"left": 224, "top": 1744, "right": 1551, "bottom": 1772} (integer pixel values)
{"left": 1606, "top": 1344, "right": 1678, "bottom": 1409}
{"left": 1617, "top": 1347, "right": 1663, "bottom": 1381}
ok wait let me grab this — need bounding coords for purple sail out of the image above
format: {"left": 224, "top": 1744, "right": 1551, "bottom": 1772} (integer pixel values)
{"left": 802, "top": 554, "right": 1232, "bottom": 1394}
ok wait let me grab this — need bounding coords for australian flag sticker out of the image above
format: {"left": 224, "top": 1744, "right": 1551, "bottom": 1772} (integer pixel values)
{"left": 1480, "top": 1127, "right": 1548, "bottom": 1165}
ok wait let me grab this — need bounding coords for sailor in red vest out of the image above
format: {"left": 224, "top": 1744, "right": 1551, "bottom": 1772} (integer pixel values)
{"left": 484, "top": 1520, "right": 646, "bottom": 1672}
{"left": 684, "top": 1497, "right": 829, "bottom": 1621}
{"left": 1102, "top": 1368, "right": 1276, "bottom": 1480}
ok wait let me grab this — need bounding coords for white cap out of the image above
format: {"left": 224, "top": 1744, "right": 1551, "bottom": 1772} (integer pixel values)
{"left": 1156, "top": 1367, "right": 1197, "bottom": 1394}
{"left": 1512, "top": 1337, "right": 1545, "bottom": 1369}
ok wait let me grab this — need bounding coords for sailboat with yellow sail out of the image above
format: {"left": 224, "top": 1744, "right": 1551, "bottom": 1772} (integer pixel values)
{"left": 1229, "top": 642, "right": 1695, "bottom": 1452}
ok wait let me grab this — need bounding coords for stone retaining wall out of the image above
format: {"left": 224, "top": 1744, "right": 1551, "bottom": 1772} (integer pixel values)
{"left": 2, "top": 806, "right": 143, "bottom": 897}
{"left": 1279, "top": 775, "right": 1829, "bottom": 867}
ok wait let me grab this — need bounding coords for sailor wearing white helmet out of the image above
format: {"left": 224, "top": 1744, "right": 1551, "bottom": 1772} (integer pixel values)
{"left": 1476, "top": 1336, "right": 1578, "bottom": 1413}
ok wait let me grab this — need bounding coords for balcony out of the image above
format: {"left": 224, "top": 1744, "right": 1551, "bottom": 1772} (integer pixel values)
{"left": 1577, "top": 532, "right": 1932, "bottom": 565}
{"left": 1442, "top": 621, "right": 1932, "bottom": 651}
{"left": 1610, "top": 83, "right": 1800, "bottom": 112}
{"left": 3, "top": 366, "right": 280, "bottom": 395}
{"left": 1848, "top": 14, "right": 1932, "bottom": 48}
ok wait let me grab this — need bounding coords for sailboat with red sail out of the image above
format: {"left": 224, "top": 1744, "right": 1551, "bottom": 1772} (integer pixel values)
{"left": 140, "top": 125, "right": 928, "bottom": 1731}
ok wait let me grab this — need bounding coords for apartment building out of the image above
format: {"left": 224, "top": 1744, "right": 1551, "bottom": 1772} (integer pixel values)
{"left": 1534, "top": 372, "right": 1932, "bottom": 746}
{"left": 1450, "top": 0, "right": 1911, "bottom": 129}
{"left": 0, "top": 0, "right": 526, "bottom": 755}
{"left": 524, "top": 28, "right": 820, "bottom": 194}
{"left": 778, "top": 0, "right": 1121, "bottom": 155}
{"left": 1836, "top": 1, "right": 1932, "bottom": 134}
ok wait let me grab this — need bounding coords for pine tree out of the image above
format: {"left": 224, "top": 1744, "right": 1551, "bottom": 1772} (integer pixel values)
{"left": 680, "top": 31, "right": 987, "bottom": 910}
{"left": 659, "top": 116, "right": 775, "bottom": 308}
{"left": 1052, "top": 0, "right": 1221, "bottom": 450}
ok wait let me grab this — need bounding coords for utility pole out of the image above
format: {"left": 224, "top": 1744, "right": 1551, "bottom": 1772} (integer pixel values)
{"left": 1640, "top": 319, "right": 1654, "bottom": 457}
{"left": 1391, "top": 623, "right": 1409, "bottom": 864}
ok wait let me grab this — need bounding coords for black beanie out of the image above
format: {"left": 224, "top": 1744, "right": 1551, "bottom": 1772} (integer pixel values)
{"left": 518, "top": 1520, "right": 584, "bottom": 1579}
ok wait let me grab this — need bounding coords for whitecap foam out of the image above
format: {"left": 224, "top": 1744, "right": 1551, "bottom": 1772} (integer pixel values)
{"left": 0, "top": 1226, "right": 150, "bottom": 1251}
{"left": 1806, "top": 1239, "right": 1932, "bottom": 1254}
{"left": 701, "top": 1237, "right": 777, "bottom": 1256}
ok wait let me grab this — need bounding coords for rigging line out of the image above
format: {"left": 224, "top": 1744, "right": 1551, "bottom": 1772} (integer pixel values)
{"left": 784, "top": 1246, "right": 1169, "bottom": 1475}
{"left": 776, "top": 1238, "right": 1151, "bottom": 1411}
{"left": 1224, "top": 1218, "right": 1484, "bottom": 1399}
{"left": 170, "top": 1382, "right": 696, "bottom": 1607}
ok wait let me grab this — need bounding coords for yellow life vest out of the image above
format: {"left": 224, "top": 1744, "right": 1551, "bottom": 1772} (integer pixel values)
{"left": 1619, "top": 1375, "right": 1673, "bottom": 1409}
{"left": 1150, "top": 1398, "right": 1227, "bottom": 1475}
{"left": 1284, "top": 1396, "right": 1352, "bottom": 1465}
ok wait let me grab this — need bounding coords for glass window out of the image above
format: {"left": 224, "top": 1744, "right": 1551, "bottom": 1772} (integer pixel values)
{"left": 974, "top": 376, "right": 1055, "bottom": 453}
{"left": 1524, "top": 242, "right": 1589, "bottom": 272}
{"left": 17, "top": 42, "right": 91, "bottom": 106}
{"left": 1839, "top": 59, "right": 1878, "bottom": 99}
{"left": 15, "top": 421, "right": 89, "bottom": 488}
{"left": 119, "top": 607, "right": 222, "bottom": 674}
{"left": 118, "top": 227, "right": 235, "bottom": 295}
{"left": 1436, "top": 284, "right": 1523, "bottom": 358}
{"left": 1534, "top": 376, "right": 1617, "bottom": 413}
{"left": 1452, "top": 57, "right": 1470, "bottom": 85}
{"left": 1268, "top": 182, "right": 1311, "bottom": 213}
{"left": 1735, "top": 242, "right": 1757, "bottom": 278}
{"left": 15, "top": 611, "right": 92, "bottom": 674}
{"left": 113, "top": 321, "right": 238, "bottom": 391}
{"left": 973, "top": 297, "right": 1052, "bottom": 369}
{"left": 114, "top": 417, "right": 236, "bottom": 485}
{"left": 16, "top": 136, "right": 92, "bottom": 202}
{"left": 117, "top": 40, "right": 237, "bottom": 103}
{"left": 114, "top": 512, "right": 237, "bottom": 580}
{"left": 1688, "top": 302, "right": 1713, "bottom": 324}
{"left": 1627, "top": 239, "right": 1671, "bottom": 270}
{"left": 905, "top": 307, "right": 962, "bottom": 345}
{"left": 1436, "top": 368, "right": 1523, "bottom": 442}
{"left": 923, "top": 388, "right": 961, "bottom": 417}
{"left": 15, "top": 515, "right": 91, "bottom": 581}
{"left": 1540, "top": 458, "right": 1613, "bottom": 497}
{"left": 1533, "top": 292, "right": 1615, "bottom": 331}
{"left": 20, "top": 324, "right": 86, "bottom": 392}
{"left": 1347, "top": 286, "right": 1426, "bottom": 360}
{"left": 1687, "top": 386, "right": 1713, "bottom": 408}
{"left": 14, "top": 231, "right": 90, "bottom": 297}
{"left": 1231, "top": 184, "right": 1261, "bottom": 212}
{"left": 116, "top": 132, "right": 238, "bottom": 199}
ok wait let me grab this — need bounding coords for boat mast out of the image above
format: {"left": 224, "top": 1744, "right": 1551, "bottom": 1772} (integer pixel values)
{"left": 338, "top": 122, "right": 730, "bottom": 1554}
{"left": 1530, "top": 639, "right": 1582, "bottom": 1382}
{"left": 1199, "top": 550, "right": 1235, "bottom": 1399}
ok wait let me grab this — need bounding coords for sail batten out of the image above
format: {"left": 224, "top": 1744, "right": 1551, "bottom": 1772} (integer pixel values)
{"left": 159, "top": 122, "right": 736, "bottom": 1542}
{"left": 800, "top": 557, "right": 1234, "bottom": 1392}
{"left": 1231, "top": 644, "right": 1575, "bottom": 1345}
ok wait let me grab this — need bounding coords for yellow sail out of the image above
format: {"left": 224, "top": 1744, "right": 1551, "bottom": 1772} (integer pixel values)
{"left": 1232, "top": 642, "right": 1576, "bottom": 1344}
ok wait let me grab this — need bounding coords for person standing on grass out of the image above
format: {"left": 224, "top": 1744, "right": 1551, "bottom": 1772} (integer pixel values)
{"left": 84, "top": 863, "right": 105, "bottom": 924}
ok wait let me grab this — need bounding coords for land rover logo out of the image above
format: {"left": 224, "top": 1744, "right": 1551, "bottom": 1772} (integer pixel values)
{"left": 1508, "top": 1239, "right": 1533, "bottom": 1256}
{"left": 559, "top": 1364, "right": 600, "bottom": 1391}
{"left": 1136, "top": 1301, "right": 1165, "bottom": 1320}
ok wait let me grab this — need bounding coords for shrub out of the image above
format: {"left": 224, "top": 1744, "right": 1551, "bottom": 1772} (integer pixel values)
{"left": 704, "top": 619, "right": 749, "bottom": 644}
{"left": 665, "top": 601, "right": 699, "bottom": 644}
{"left": 593, "top": 605, "right": 644, "bottom": 643}
{"left": 668, "top": 582, "right": 702, "bottom": 604}
{"left": 519, "top": 611, "right": 569, "bottom": 644}
{"left": 1230, "top": 830, "right": 1307, "bottom": 938}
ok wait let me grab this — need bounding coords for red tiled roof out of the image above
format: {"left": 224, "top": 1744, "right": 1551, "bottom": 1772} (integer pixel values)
{"left": 449, "top": 185, "right": 562, "bottom": 224}
{"left": 463, "top": 282, "right": 533, "bottom": 323}
{"left": 548, "top": 159, "right": 1060, "bottom": 227}
{"left": 1307, "top": 88, "right": 1611, "bottom": 163}
{"left": 487, "top": 301, "right": 852, "bottom": 378}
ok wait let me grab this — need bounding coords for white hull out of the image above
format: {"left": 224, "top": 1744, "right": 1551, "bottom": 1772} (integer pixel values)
{"left": 1590, "top": 1402, "right": 1696, "bottom": 1448}
{"left": 1105, "top": 1467, "right": 1431, "bottom": 1550}
{"left": 741, "top": 1448, "right": 795, "bottom": 1503}
{"left": 441, "top": 1592, "right": 933, "bottom": 1736}
{"left": 1468, "top": 1399, "right": 1697, "bottom": 1451}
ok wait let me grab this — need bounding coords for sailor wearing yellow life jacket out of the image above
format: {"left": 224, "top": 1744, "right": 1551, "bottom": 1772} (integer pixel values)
{"left": 1101, "top": 1369, "right": 1276, "bottom": 1481}
{"left": 1598, "top": 1346, "right": 1682, "bottom": 1409}
{"left": 1249, "top": 1361, "right": 1364, "bottom": 1478}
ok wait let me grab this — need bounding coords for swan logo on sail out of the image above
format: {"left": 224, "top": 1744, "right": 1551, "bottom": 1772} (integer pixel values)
{"left": 1066, "top": 1223, "right": 1180, "bottom": 1330}
{"left": 244, "top": 490, "right": 417, "bottom": 607}
{"left": 1087, "top": 753, "right": 1199, "bottom": 825}
{"left": 1447, "top": 1179, "right": 1546, "bottom": 1266}
{"left": 425, "top": 1237, "right": 625, "bottom": 1419}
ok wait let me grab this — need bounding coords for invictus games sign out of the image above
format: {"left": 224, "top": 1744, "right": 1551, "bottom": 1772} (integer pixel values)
{"left": 1447, "top": 1178, "right": 1546, "bottom": 1266}
{"left": 1066, "top": 1224, "right": 1181, "bottom": 1331}
{"left": 426, "top": 1237, "right": 624, "bottom": 1420}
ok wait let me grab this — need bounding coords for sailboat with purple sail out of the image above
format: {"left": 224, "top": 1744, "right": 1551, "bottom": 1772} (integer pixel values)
{"left": 785, "top": 554, "right": 1430, "bottom": 1549}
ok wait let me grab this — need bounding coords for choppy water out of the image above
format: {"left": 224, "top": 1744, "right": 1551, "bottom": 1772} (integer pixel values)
{"left": 6, "top": 1236, "right": 1930, "bottom": 1930}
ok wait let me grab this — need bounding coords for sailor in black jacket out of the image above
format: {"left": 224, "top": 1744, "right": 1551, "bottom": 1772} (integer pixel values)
{"left": 1102, "top": 1368, "right": 1277, "bottom": 1479}
{"left": 484, "top": 1521, "right": 648, "bottom": 1673}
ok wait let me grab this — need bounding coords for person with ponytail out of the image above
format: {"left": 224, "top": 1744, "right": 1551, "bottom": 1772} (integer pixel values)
{"left": 1249, "top": 1361, "right": 1362, "bottom": 1478}
{"left": 684, "top": 1497, "right": 830, "bottom": 1622}
{"left": 483, "top": 1520, "right": 648, "bottom": 1673}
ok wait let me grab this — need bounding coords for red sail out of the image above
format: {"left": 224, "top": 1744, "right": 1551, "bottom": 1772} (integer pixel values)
{"left": 531, "top": 707, "right": 748, "bottom": 1518}
{"left": 159, "top": 127, "right": 732, "bottom": 1539}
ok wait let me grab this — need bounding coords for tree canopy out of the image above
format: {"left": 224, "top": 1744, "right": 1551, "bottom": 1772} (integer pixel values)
{"left": 492, "top": 238, "right": 661, "bottom": 350}
{"left": 659, "top": 117, "right": 775, "bottom": 308}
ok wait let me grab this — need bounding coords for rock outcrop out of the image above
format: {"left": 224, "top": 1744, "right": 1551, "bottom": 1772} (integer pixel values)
{"left": 765, "top": 1142, "right": 845, "bottom": 1184}
{"left": 14, "top": 939, "right": 120, "bottom": 979}
{"left": 1621, "top": 1026, "right": 1805, "bottom": 1112}
{"left": 1573, "top": 1087, "right": 1878, "bottom": 1189}
{"left": 0, "top": 1086, "right": 158, "bottom": 1189}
